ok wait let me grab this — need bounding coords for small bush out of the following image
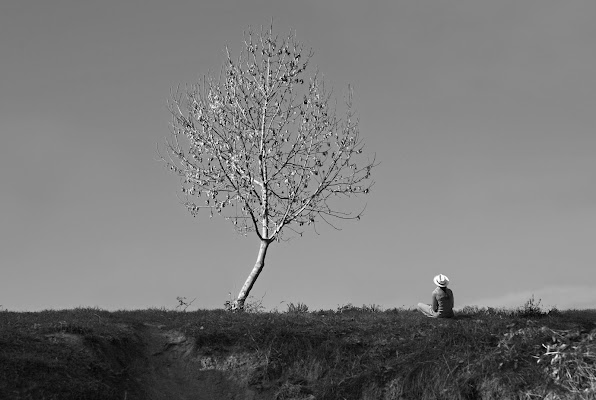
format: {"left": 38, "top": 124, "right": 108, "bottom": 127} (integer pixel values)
{"left": 336, "top": 303, "right": 359, "bottom": 313}
{"left": 361, "top": 304, "right": 383, "bottom": 313}
{"left": 286, "top": 302, "right": 309, "bottom": 314}
{"left": 516, "top": 295, "right": 546, "bottom": 318}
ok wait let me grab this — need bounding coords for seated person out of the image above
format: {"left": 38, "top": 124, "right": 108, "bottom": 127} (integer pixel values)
{"left": 417, "top": 274, "right": 454, "bottom": 318}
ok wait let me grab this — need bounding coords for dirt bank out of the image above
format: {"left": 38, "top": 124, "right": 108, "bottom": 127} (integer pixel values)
{"left": 130, "top": 323, "right": 274, "bottom": 400}
{"left": 1, "top": 321, "right": 276, "bottom": 400}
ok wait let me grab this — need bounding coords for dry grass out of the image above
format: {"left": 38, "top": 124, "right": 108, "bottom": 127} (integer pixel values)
{"left": 0, "top": 301, "right": 594, "bottom": 399}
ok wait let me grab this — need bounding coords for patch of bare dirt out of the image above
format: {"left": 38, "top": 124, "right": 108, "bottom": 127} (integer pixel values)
{"left": 129, "top": 323, "right": 274, "bottom": 400}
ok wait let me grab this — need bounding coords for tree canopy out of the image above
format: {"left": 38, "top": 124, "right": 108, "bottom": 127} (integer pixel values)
{"left": 161, "top": 25, "right": 376, "bottom": 308}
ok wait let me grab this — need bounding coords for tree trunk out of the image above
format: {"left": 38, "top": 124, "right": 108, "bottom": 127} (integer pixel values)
{"left": 234, "top": 239, "right": 270, "bottom": 311}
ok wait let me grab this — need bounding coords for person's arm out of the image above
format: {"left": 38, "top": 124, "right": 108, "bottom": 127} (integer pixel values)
{"left": 450, "top": 290, "right": 455, "bottom": 309}
{"left": 432, "top": 292, "right": 438, "bottom": 312}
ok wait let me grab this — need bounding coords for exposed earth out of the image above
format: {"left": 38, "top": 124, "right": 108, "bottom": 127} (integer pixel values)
{"left": 8, "top": 323, "right": 278, "bottom": 400}
{"left": 132, "top": 323, "right": 274, "bottom": 400}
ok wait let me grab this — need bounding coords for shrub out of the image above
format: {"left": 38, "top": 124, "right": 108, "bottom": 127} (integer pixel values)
{"left": 516, "top": 295, "right": 546, "bottom": 318}
{"left": 286, "top": 302, "right": 309, "bottom": 314}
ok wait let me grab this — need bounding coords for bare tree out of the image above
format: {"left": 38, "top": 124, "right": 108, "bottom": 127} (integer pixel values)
{"left": 161, "top": 24, "right": 377, "bottom": 310}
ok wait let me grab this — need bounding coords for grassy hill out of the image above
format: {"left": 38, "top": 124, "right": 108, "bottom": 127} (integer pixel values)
{"left": 0, "top": 301, "right": 595, "bottom": 399}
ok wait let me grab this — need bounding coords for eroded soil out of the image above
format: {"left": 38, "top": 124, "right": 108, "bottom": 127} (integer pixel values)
{"left": 124, "top": 324, "right": 273, "bottom": 400}
{"left": 2, "top": 323, "right": 275, "bottom": 400}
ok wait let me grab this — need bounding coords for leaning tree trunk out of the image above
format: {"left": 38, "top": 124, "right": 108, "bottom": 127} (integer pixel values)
{"left": 234, "top": 239, "right": 271, "bottom": 311}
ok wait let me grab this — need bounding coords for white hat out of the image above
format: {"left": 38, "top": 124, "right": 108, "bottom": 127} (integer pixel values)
{"left": 433, "top": 274, "right": 449, "bottom": 287}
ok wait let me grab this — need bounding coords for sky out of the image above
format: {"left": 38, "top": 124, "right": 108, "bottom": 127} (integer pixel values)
{"left": 1, "top": 0, "right": 595, "bottom": 312}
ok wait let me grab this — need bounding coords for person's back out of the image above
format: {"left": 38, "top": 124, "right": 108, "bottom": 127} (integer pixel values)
{"left": 433, "top": 287, "right": 454, "bottom": 318}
